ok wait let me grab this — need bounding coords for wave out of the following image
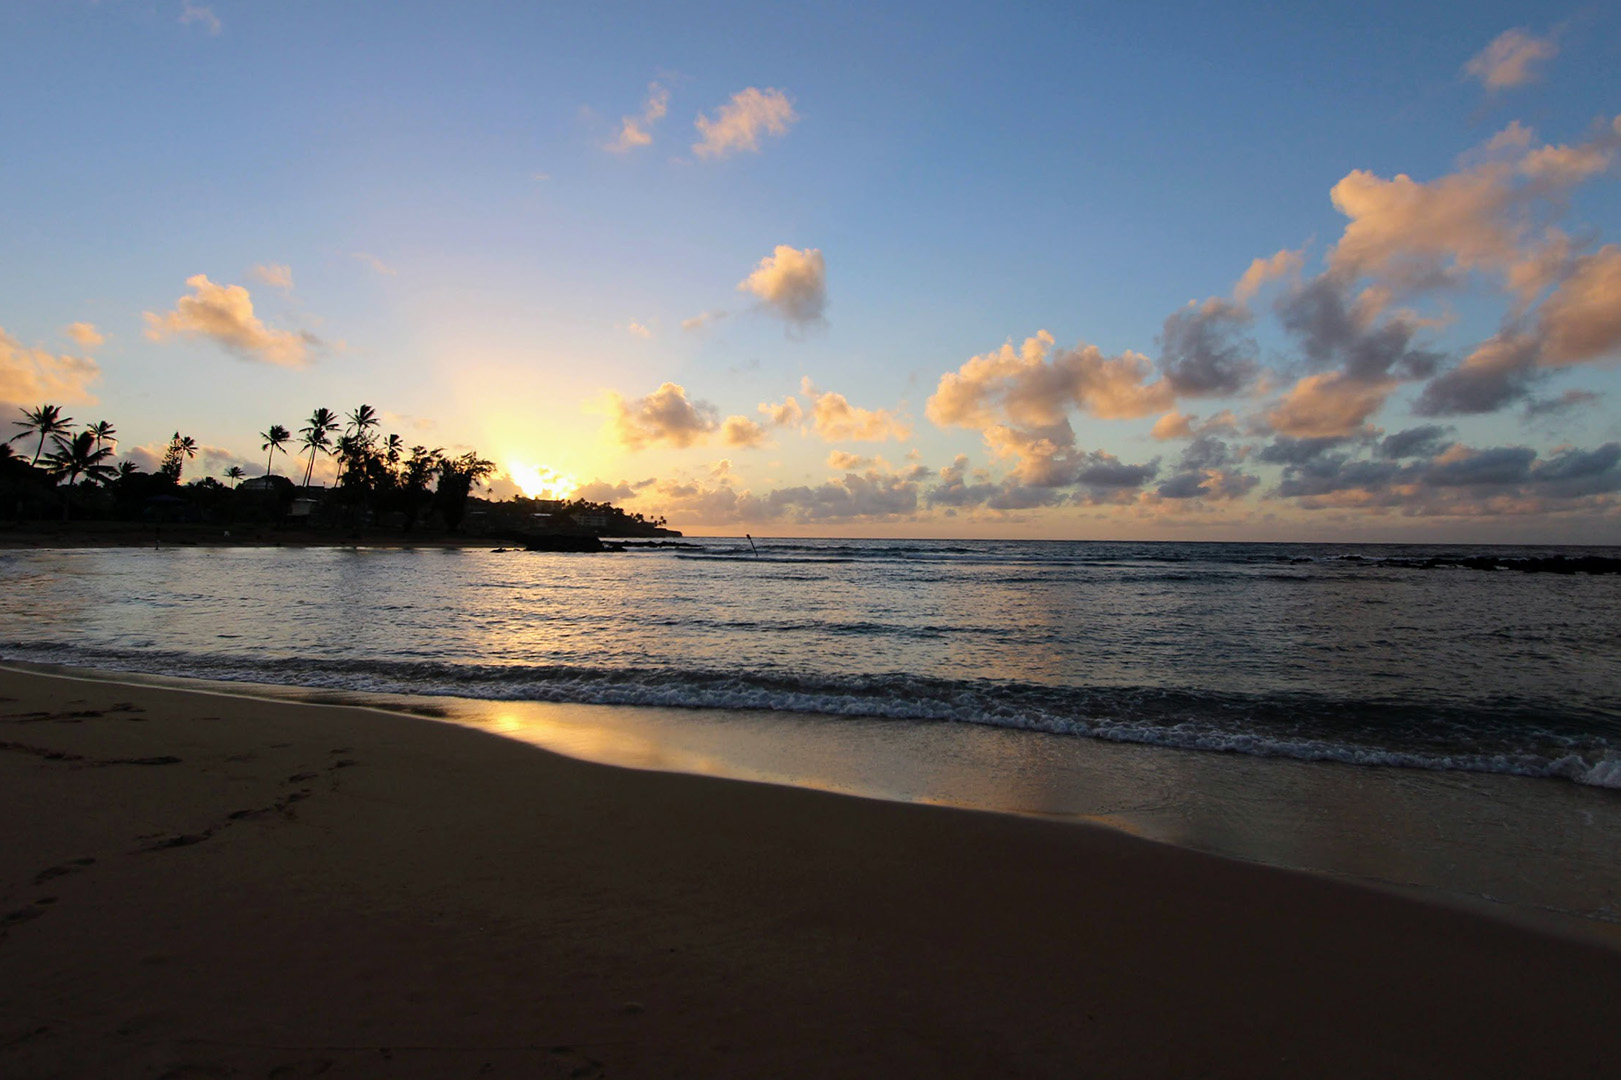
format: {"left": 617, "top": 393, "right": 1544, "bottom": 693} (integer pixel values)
{"left": 6, "top": 640, "right": 1618, "bottom": 789}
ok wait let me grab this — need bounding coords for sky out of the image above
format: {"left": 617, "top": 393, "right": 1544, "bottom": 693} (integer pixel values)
{"left": 2, "top": 1, "right": 1619, "bottom": 541}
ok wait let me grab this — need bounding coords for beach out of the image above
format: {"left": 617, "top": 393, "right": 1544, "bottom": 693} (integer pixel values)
{"left": 2, "top": 665, "right": 1619, "bottom": 1078}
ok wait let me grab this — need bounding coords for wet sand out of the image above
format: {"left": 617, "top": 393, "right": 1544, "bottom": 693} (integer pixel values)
{"left": 2, "top": 666, "right": 1618, "bottom": 1078}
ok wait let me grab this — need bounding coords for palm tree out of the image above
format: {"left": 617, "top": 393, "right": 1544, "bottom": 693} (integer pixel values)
{"left": 260, "top": 424, "right": 290, "bottom": 478}
{"left": 87, "top": 420, "right": 117, "bottom": 454}
{"left": 298, "top": 407, "right": 340, "bottom": 488}
{"left": 383, "top": 433, "right": 405, "bottom": 467}
{"left": 345, "top": 404, "right": 381, "bottom": 445}
{"left": 10, "top": 404, "right": 75, "bottom": 465}
{"left": 225, "top": 466, "right": 245, "bottom": 488}
{"left": 160, "top": 432, "right": 198, "bottom": 481}
{"left": 44, "top": 430, "right": 117, "bottom": 519}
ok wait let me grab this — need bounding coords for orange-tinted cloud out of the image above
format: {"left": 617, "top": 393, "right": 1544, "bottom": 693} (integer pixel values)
{"left": 143, "top": 275, "right": 316, "bottom": 367}
{"left": 607, "top": 82, "right": 669, "bottom": 152}
{"left": 0, "top": 327, "right": 100, "bottom": 410}
{"left": 608, "top": 382, "right": 719, "bottom": 449}
{"left": 800, "top": 378, "right": 909, "bottom": 442}
{"left": 1266, "top": 372, "right": 1397, "bottom": 438}
{"left": 738, "top": 245, "right": 826, "bottom": 328}
{"left": 1463, "top": 28, "right": 1558, "bottom": 91}
{"left": 693, "top": 87, "right": 797, "bottom": 159}
{"left": 64, "top": 322, "right": 104, "bottom": 349}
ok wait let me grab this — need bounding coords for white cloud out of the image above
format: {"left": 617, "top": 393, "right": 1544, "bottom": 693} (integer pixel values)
{"left": 1463, "top": 28, "right": 1558, "bottom": 90}
{"left": 143, "top": 274, "right": 317, "bottom": 367}
{"left": 607, "top": 82, "right": 669, "bottom": 153}
{"left": 179, "top": 2, "right": 221, "bottom": 35}
{"left": 738, "top": 245, "right": 826, "bottom": 328}
{"left": 626, "top": 321, "right": 653, "bottom": 339}
{"left": 693, "top": 87, "right": 797, "bottom": 159}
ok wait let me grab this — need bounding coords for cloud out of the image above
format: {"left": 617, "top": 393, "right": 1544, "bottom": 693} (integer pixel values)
{"left": 681, "top": 310, "right": 729, "bottom": 331}
{"left": 1377, "top": 426, "right": 1453, "bottom": 460}
{"left": 738, "top": 245, "right": 827, "bottom": 328}
{"left": 1416, "top": 243, "right": 1621, "bottom": 416}
{"left": 1262, "top": 435, "right": 1621, "bottom": 517}
{"left": 198, "top": 444, "right": 258, "bottom": 478}
{"left": 759, "top": 396, "right": 803, "bottom": 426}
{"left": 143, "top": 275, "right": 317, "bottom": 367}
{"left": 1524, "top": 388, "right": 1601, "bottom": 419}
{"left": 1415, "top": 330, "right": 1540, "bottom": 416}
{"left": 928, "top": 331, "right": 1174, "bottom": 432}
{"left": 352, "top": 252, "right": 397, "bottom": 276}
{"left": 1266, "top": 372, "right": 1396, "bottom": 438}
{"left": 1, "top": 328, "right": 100, "bottom": 411}
{"left": 1463, "top": 28, "right": 1558, "bottom": 90}
{"left": 1536, "top": 245, "right": 1621, "bottom": 365}
{"left": 800, "top": 378, "right": 909, "bottom": 442}
{"left": 720, "top": 415, "right": 769, "bottom": 448}
{"left": 626, "top": 321, "right": 653, "bottom": 339}
{"left": 574, "top": 480, "right": 637, "bottom": 503}
{"left": 1233, "top": 248, "right": 1304, "bottom": 302}
{"left": 828, "top": 450, "right": 871, "bottom": 470}
{"left": 1149, "top": 410, "right": 1237, "bottom": 442}
{"left": 1324, "top": 119, "right": 1618, "bottom": 302}
{"left": 179, "top": 2, "right": 220, "bottom": 35}
{"left": 1158, "top": 298, "right": 1258, "bottom": 396}
{"left": 693, "top": 87, "right": 797, "bottom": 159}
{"left": 637, "top": 463, "right": 924, "bottom": 526}
{"left": 251, "top": 264, "right": 294, "bottom": 290}
{"left": 64, "top": 322, "right": 103, "bottom": 349}
{"left": 607, "top": 82, "right": 669, "bottom": 152}
{"left": 608, "top": 382, "right": 719, "bottom": 450}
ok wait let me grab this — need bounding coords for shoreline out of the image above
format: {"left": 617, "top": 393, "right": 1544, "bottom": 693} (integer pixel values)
{"left": 10, "top": 658, "right": 1621, "bottom": 951}
{"left": 3, "top": 665, "right": 1620, "bottom": 1077}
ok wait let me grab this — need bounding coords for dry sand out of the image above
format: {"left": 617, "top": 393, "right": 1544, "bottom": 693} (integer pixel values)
{"left": 1, "top": 665, "right": 1618, "bottom": 1079}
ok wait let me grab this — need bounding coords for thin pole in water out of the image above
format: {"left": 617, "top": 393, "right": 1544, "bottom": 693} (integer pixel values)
{"left": 746, "top": 533, "right": 758, "bottom": 556}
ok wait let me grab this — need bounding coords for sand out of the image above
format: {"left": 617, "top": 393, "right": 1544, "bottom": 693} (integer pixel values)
{"left": 1, "top": 666, "right": 1618, "bottom": 1078}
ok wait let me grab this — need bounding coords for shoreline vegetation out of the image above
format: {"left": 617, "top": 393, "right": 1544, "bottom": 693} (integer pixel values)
{"left": 1, "top": 665, "right": 1619, "bottom": 1077}
{"left": 3, "top": 401, "right": 682, "bottom": 548}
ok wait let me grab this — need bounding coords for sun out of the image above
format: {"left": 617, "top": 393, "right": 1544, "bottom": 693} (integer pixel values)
{"left": 508, "top": 461, "right": 578, "bottom": 500}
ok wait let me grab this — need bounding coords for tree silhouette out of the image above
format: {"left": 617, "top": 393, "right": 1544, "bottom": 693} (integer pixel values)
{"left": 87, "top": 420, "right": 117, "bottom": 454}
{"left": 260, "top": 424, "right": 290, "bottom": 478}
{"left": 160, "top": 432, "right": 198, "bottom": 482}
{"left": 435, "top": 451, "right": 494, "bottom": 533}
{"left": 345, "top": 404, "right": 380, "bottom": 445}
{"left": 225, "top": 465, "right": 245, "bottom": 487}
{"left": 10, "top": 405, "right": 75, "bottom": 466}
{"left": 44, "top": 430, "right": 117, "bottom": 519}
{"left": 298, "top": 408, "right": 340, "bottom": 489}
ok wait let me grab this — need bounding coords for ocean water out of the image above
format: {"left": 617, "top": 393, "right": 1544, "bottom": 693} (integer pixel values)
{"left": 4, "top": 538, "right": 1619, "bottom": 786}
{"left": 6, "top": 538, "right": 1621, "bottom": 936}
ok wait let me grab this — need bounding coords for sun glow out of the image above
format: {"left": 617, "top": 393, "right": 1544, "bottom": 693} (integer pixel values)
{"left": 508, "top": 461, "right": 578, "bottom": 500}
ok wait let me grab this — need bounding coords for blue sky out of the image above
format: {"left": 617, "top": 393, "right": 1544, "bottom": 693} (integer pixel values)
{"left": 3, "top": 1, "right": 1619, "bottom": 539}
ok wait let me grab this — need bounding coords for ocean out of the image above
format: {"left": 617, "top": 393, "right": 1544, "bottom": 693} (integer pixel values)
{"left": 5, "top": 538, "right": 1620, "bottom": 934}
